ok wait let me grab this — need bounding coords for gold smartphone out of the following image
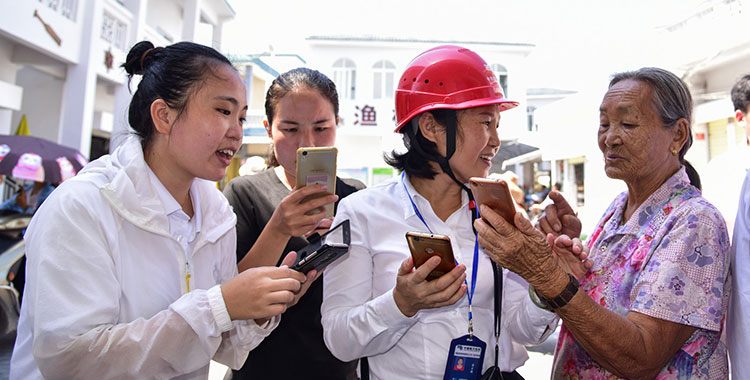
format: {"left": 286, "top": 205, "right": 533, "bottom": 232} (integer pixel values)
{"left": 295, "top": 147, "right": 337, "bottom": 218}
{"left": 405, "top": 232, "right": 457, "bottom": 281}
{"left": 469, "top": 177, "right": 517, "bottom": 224}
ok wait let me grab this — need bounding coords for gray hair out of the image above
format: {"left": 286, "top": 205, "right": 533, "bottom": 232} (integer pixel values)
{"left": 609, "top": 67, "right": 693, "bottom": 161}
{"left": 609, "top": 67, "right": 700, "bottom": 189}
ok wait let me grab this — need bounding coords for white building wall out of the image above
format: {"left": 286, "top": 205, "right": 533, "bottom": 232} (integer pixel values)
{"left": 11, "top": 66, "right": 64, "bottom": 143}
{"left": 703, "top": 59, "right": 750, "bottom": 94}
{"left": 0, "top": 0, "right": 85, "bottom": 64}
{"left": 0, "top": 37, "right": 19, "bottom": 135}
{"left": 145, "top": 0, "right": 183, "bottom": 43}
{"left": 0, "top": 38, "right": 18, "bottom": 82}
{"left": 58, "top": 1, "right": 103, "bottom": 156}
{"left": 94, "top": 82, "right": 116, "bottom": 113}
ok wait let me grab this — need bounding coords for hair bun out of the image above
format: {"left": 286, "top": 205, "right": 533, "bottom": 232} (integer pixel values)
{"left": 123, "top": 41, "right": 156, "bottom": 75}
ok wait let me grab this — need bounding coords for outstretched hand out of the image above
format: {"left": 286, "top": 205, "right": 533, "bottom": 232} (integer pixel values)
{"left": 536, "top": 191, "right": 582, "bottom": 239}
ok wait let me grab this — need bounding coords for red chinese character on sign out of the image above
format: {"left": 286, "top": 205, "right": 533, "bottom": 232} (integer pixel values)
{"left": 354, "top": 105, "right": 377, "bottom": 126}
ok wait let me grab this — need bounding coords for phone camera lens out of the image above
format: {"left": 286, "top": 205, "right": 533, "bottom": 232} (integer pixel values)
{"left": 302, "top": 151, "right": 308, "bottom": 156}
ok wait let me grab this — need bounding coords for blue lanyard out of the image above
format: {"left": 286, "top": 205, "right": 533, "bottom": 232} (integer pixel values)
{"left": 401, "top": 173, "right": 480, "bottom": 331}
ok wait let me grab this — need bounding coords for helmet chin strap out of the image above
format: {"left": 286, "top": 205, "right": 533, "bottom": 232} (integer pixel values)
{"left": 436, "top": 116, "right": 471, "bottom": 195}
{"left": 410, "top": 115, "right": 479, "bottom": 230}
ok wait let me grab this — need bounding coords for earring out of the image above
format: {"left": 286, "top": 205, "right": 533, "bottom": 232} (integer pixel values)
{"left": 671, "top": 148, "right": 678, "bottom": 156}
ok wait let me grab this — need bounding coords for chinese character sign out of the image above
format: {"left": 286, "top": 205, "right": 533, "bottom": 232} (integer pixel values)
{"left": 354, "top": 105, "right": 377, "bottom": 126}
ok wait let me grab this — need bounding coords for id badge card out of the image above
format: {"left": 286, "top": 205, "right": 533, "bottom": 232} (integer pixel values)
{"left": 443, "top": 334, "right": 486, "bottom": 380}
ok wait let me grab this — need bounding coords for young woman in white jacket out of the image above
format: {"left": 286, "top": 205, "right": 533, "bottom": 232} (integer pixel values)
{"left": 9, "top": 41, "right": 312, "bottom": 379}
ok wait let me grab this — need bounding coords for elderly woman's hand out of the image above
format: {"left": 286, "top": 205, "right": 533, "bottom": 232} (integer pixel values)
{"left": 474, "top": 205, "right": 562, "bottom": 286}
{"left": 546, "top": 234, "right": 592, "bottom": 281}
{"left": 536, "top": 191, "right": 582, "bottom": 239}
{"left": 392, "top": 256, "right": 467, "bottom": 317}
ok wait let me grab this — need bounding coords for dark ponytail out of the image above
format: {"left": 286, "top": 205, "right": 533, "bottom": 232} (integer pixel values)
{"left": 683, "top": 161, "right": 702, "bottom": 190}
{"left": 122, "top": 40, "right": 233, "bottom": 150}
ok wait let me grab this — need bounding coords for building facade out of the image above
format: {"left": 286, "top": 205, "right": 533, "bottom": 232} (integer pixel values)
{"left": 302, "top": 36, "right": 535, "bottom": 186}
{"left": 0, "top": 0, "right": 235, "bottom": 160}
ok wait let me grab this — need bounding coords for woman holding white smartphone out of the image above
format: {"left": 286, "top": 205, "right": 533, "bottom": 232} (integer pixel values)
{"left": 223, "top": 68, "right": 364, "bottom": 380}
{"left": 321, "top": 46, "right": 588, "bottom": 380}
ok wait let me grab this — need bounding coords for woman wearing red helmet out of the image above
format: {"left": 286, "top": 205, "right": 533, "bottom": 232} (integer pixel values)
{"left": 321, "top": 46, "right": 588, "bottom": 379}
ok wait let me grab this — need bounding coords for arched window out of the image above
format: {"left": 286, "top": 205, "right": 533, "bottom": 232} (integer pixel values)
{"left": 490, "top": 63, "right": 508, "bottom": 97}
{"left": 372, "top": 60, "right": 396, "bottom": 99}
{"left": 333, "top": 58, "right": 356, "bottom": 100}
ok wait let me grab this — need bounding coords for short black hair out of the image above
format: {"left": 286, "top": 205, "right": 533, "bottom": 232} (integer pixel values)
{"left": 122, "top": 40, "right": 233, "bottom": 150}
{"left": 384, "top": 109, "right": 460, "bottom": 179}
{"left": 731, "top": 74, "right": 750, "bottom": 114}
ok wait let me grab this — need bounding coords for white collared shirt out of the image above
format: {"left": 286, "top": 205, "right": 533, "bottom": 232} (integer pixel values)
{"left": 322, "top": 175, "right": 558, "bottom": 380}
{"left": 146, "top": 167, "right": 202, "bottom": 256}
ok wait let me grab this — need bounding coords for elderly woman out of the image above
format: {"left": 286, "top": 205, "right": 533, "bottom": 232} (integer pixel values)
{"left": 475, "top": 67, "right": 730, "bottom": 379}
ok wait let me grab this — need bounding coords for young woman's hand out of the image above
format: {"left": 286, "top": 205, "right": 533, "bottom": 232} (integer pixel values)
{"left": 268, "top": 184, "right": 338, "bottom": 238}
{"left": 279, "top": 251, "right": 322, "bottom": 307}
{"left": 392, "top": 257, "right": 467, "bottom": 317}
{"left": 221, "top": 264, "right": 306, "bottom": 322}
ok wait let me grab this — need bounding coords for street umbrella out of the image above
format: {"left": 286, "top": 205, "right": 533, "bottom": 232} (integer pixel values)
{"left": 0, "top": 135, "right": 88, "bottom": 184}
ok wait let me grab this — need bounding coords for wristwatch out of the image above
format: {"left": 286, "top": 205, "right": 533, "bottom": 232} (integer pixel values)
{"left": 532, "top": 274, "right": 580, "bottom": 310}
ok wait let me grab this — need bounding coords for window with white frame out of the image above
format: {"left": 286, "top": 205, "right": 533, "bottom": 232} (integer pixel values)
{"left": 333, "top": 58, "right": 356, "bottom": 100}
{"left": 39, "top": 0, "right": 78, "bottom": 21}
{"left": 101, "top": 12, "right": 128, "bottom": 50}
{"left": 490, "top": 63, "right": 508, "bottom": 97}
{"left": 372, "top": 60, "right": 396, "bottom": 99}
{"left": 61, "top": 0, "right": 77, "bottom": 20}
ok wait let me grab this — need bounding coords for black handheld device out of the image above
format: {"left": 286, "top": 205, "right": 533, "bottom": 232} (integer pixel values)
{"left": 290, "top": 219, "right": 351, "bottom": 274}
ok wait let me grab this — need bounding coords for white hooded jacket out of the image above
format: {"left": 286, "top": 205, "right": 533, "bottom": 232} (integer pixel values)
{"left": 10, "top": 137, "right": 276, "bottom": 379}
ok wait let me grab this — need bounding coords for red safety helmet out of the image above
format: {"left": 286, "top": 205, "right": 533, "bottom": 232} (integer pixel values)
{"left": 394, "top": 45, "right": 518, "bottom": 132}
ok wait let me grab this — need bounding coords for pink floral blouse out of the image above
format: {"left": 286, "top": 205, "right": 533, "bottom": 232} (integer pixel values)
{"left": 552, "top": 168, "right": 731, "bottom": 379}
